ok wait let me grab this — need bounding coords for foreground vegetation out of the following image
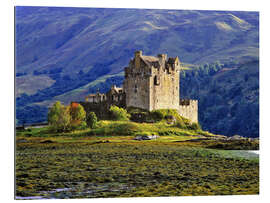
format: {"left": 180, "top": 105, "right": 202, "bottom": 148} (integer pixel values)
{"left": 16, "top": 119, "right": 259, "bottom": 199}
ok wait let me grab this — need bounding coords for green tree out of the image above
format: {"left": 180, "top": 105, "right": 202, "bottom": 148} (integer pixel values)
{"left": 48, "top": 101, "right": 71, "bottom": 132}
{"left": 109, "top": 105, "right": 131, "bottom": 121}
{"left": 86, "top": 112, "right": 98, "bottom": 129}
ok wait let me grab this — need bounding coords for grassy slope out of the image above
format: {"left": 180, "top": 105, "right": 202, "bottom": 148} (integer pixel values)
{"left": 16, "top": 75, "right": 56, "bottom": 97}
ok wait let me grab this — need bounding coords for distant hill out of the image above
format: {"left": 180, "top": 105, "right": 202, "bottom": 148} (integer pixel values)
{"left": 15, "top": 7, "right": 259, "bottom": 137}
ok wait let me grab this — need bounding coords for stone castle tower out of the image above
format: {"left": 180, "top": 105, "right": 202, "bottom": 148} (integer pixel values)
{"left": 84, "top": 50, "right": 198, "bottom": 123}
{"left": 124, "top": 51, "right": 198, "bottom": 123}
{"left": 124, "top": 50, "right": 181, "bottom": 111}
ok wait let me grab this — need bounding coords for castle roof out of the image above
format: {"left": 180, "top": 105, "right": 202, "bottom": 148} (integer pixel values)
{"left": 86, "top": 93, "right": 105, "bottom": 98}
{"left": 110, "top": 85, "right": 123, "bottom": 93}
{"left": 140, "top": 55, "right": 159, "bottom": 67}
{"left": 86, "top": 94, "right": 96, "bottom": 97}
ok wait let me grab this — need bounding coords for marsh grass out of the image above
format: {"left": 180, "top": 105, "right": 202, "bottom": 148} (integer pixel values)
{"left": 16, "top": 137, "right": 259, "bottom": 199}
{"left": 15, "top": 121, "right": 258, "bottom": 199}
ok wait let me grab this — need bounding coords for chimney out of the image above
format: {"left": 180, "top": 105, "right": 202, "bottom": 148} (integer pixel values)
{"left": 157, "top": 54, "right": 167, "bottom": 68}
{"left": 135, "top": 50, "right": 142, "bottom": 68}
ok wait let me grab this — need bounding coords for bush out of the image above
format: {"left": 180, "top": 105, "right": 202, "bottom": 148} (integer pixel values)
{"left": 188, "top": 122, "right": 201, "bottom": 130}
{"left": 109, "top": 105, "right": 131, "bottom": 121}
{"left": 78, "top": 121, "right": 87, "bottom": 130}
{"left": 86, "top": 112, "right": 98, "bottom": 129}
{"left": 149, "top": 110, "right": 164, "bottom": 121}
{"left": 175, "top": 117, "right": 187, "bottom": 129}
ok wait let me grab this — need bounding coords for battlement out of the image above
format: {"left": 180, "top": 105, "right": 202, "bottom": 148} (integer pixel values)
{"left": 179, "top": 99, "right": 198, "bottom": 123}
{"left": 180, "top": 99, "right": 198, "bottom": 106}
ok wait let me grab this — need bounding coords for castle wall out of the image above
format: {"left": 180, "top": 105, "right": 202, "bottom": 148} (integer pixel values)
{"left": 178, "top": 100, "right": 198, "bottom": 123}
{"left": 150, "top": 68, "right": 180, "bottom": 111}
{"left": 124, "top": 70, "right": 150, "bottom": 110}
{"left": 80, "top": 97, "right": 125, "bottom": 120}
{"left": 79, "top": 101, "right": 111, "bottom": 120}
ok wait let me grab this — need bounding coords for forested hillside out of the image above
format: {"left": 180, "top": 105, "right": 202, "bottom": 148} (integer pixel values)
{"left": 181, "top": 60, "right": 259, "bottom": 137}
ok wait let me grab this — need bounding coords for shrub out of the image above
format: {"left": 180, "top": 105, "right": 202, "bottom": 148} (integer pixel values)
{"left": 80, "top": 121, "right": 87, "bottom": 129}
{"left": 188, "top": 122, "right": 201, "bottom": 130}
{"left": 149, "top": 110, "right": 164, "bottom": 121}
{"left": 86, "top": 112, "right": 98, "bottom": 129}
{"left": 109, "top": 105, "right": 131, "bottom": 121}
{"left": 175, "top": 117, "right": 187, "bottom": 129}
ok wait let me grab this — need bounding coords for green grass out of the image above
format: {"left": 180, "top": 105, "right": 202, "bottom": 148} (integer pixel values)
{"left": 15, "top": 121, "right": 259, "bottom": 199}
{"left": 16, "top": 139, "right": 259, "bottom": 198}
{"left": 18, "top": 120, "right": 212, "bottom": 138}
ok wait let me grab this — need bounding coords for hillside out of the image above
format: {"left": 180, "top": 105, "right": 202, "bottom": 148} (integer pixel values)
{"left": 15, "top": 7, "right": 259, "bottom": 137}
{"left": 180, "top": 60, "right": 259, "bottom": 137}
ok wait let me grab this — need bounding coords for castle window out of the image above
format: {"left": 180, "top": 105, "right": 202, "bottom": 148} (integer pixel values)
{"left": 154, "top": 75, "right": 160, "bottom": 85}
{"left": 134, "top": 84, "right": 138, "bottom": 93}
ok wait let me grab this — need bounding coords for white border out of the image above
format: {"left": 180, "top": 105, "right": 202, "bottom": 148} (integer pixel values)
{"left": 12, "top": 0, "right": 263, "bottom": 11}
{"left": 2, "top": 0, "right": 270, "bottom": 203}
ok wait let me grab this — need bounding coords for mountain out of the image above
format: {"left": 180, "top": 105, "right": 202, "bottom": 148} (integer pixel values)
{"left": 15, "top": 7, "right": 259, "bottom": 137}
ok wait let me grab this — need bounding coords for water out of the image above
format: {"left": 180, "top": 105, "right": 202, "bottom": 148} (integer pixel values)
{"left": 15, "top": 196, "right": 45, "bottom": 200}
{"left": 248, "top": 150, "right": 259, "bottom": 155}
{"left": 15, "top": 183, "right": 133, "bottom": 199}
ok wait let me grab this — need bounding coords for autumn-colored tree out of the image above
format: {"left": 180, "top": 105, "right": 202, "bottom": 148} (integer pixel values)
{"left": 48, "top": 101, "right": 71, "bottom": 132}
{"left": 68, "top": 102, "right": 86, "bottom": 129}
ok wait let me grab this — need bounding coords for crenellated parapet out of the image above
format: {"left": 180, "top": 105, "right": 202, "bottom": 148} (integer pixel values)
{"left": 179, "top": 99, "right": 198, "bottom": 123}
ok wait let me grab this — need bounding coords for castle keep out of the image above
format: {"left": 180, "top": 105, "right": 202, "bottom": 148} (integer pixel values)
{"left": 82, "top": 51, "right": 198, "bottom": 123}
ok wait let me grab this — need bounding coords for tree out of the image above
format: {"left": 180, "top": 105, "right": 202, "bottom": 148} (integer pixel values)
{"left": 48, "top": 101, "right": 71, "bottom": 132}
{"left": 86, "top": 112, "right": 98, "bottom": 129}
{"left": 109, "top": 105, "right": 131, "bottom": 121}
{"left": 68, "top": 102, "right": 86, "bottom": 128}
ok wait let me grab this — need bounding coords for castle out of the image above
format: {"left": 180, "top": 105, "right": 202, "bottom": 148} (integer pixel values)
{"left": 82, "top": 51, "right": 198, "bottom": 123}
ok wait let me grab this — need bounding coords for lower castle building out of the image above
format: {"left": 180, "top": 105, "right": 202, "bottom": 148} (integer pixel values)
{"left": 82, "top": 51, "right": 198, "bottom": 123}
